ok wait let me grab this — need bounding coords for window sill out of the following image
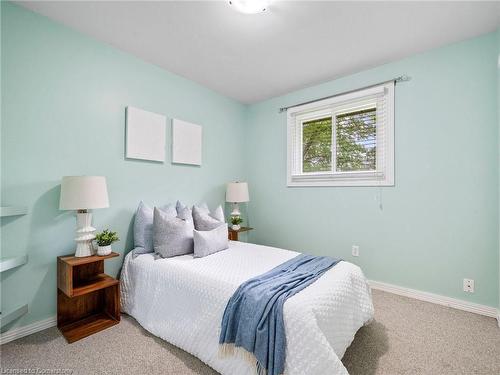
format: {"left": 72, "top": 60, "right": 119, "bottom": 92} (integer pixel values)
{"left": 287, "top": 173, "right": 394, "bottom": 187}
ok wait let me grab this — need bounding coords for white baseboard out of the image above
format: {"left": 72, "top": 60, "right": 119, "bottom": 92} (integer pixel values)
{"left": 497, "top": 310, "right": 500, "bottom": 328}
{"left": 0, "top": 316, "right": 56, "bottom": 345}
{"left": 369, "top": 280, "right": 498, "bottom": 320}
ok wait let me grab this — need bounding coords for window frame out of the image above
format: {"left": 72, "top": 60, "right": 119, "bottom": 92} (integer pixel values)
{"left": 287, "top": 83, "right": 394, "bottom": 187}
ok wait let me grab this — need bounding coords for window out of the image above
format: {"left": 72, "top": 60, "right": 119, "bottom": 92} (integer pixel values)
{"left": 287, "top": 82, "right": 394, "bottom": 186}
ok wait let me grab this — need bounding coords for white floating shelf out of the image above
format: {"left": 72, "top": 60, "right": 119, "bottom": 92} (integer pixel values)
{"left": 0, "top": 255, "right": 28, "bottom": 273}
{"left": 0, "top": 206, "right": 28, "bottom": 217}
{"left": 0, "top": 304, "right": 29, "bottom": 327}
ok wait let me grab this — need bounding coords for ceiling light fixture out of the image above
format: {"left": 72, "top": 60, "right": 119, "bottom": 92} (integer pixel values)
{"left": 229, "top": 0, "right": 269, "bottom": 14}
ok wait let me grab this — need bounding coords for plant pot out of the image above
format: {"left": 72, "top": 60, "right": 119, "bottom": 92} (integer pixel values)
{"left": 97, "top": 245, "right": 112, "bottom": 256}
{"left": 231, "top": 224, "right": 241, "bottom": 231}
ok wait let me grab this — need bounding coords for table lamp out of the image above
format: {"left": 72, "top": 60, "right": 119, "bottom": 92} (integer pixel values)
{"left": 59, "top": 176, "right": 109, "bottom": 257}
{"left": 226, "top": 181, "right": 249, "bottom": 217}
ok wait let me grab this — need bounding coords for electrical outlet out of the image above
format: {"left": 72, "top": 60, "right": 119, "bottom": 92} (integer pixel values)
{"left": 352, "top": 245, "right": 359, "bottom": 257}
{"left": 463, "top": 278, "right": 474, "bottom": 293}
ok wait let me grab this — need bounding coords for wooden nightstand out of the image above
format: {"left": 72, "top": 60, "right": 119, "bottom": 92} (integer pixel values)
{"left": 228, "top": 227, "right": 253, "bottom": 241}
{"left": 57, "top": 252, "right": 120, "bottom": 343}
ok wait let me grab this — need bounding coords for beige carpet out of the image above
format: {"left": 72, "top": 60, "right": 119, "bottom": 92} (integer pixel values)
{"left": 1, "top": 290, "right": 499, "bottom": 375}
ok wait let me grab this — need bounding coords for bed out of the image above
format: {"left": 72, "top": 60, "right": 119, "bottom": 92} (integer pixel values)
{"left": 120, "top": 240, "right": 374, "bottom": 375}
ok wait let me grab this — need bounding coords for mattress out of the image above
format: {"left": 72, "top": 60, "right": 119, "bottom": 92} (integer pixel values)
{"left": 120, "top": 240, "right": 374, "bottom": 375}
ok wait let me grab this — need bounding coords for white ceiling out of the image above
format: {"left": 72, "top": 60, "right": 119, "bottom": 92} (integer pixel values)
{"left": 17, "top": 1, "right": 500, "bottom": 104}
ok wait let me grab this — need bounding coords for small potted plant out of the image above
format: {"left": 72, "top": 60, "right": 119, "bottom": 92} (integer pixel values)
{"left": 95, "top": 229, "right": 119, "bottom": 256}
{"left": 230, "top": 216, "right": 243, "bottom": 231}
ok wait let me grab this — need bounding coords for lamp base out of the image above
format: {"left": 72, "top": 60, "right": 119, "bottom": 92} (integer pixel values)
{"left": 75, "top": 240, "right": 95, "bottom": 258}
{"left": 74, "top": 212, "right": 96, "bottom": 257}
{"left": 230, "top": 202, "right": 241, "bottom": 217}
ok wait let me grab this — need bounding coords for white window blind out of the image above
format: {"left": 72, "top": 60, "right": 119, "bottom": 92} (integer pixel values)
{"left": 287, "top": 82, "right": 394, "bottom": 187}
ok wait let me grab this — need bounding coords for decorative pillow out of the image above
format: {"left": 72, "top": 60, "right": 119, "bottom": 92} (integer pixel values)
{"left": 133, "top": 201, "right": 176, "bottom": 255}
{"left": 176, "top": 200, "right": 188, "bottom": 214}
{"left": 192, "top": 205, "right": 225, "bottom": 231}
{"left": 193, "top": 225, "right": 229, "bottom": 258}
{"left": 154, "top": 206, "right": 195, "bottom": 258}
{"left": 175, "top": 201, "right": 209, "bottom": 216}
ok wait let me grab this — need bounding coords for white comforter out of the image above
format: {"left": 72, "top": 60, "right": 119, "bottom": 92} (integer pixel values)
{"left": 120, "top": 241, "right": 374, "bottom": 375}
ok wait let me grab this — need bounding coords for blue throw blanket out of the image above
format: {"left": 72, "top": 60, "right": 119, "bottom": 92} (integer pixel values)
{"left": 219, "top": 254, "right": 342, "bottom": 375}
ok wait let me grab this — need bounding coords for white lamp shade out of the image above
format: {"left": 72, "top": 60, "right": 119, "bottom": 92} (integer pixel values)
{"left": 226, "top": 182, "right": 249, "bottom": 203}
{"left": 59, "top": 176, "right": 110, "bottom": 210}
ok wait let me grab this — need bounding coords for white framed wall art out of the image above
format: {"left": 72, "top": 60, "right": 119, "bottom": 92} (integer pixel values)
{"left": 172, "top": 119, "right": 202, "bottom": 166}
{"left": 125, "top": 106, "right": 166, "bottom": 162}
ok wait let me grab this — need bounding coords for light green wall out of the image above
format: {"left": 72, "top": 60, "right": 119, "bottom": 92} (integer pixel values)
{"left": 245, "top": 33, "right": 499, "bottom": 307}
{"left": 0, "top": 2, "right": 246, "bottom": 328}
{"left": 1, "top": 2, "right": 499, "bottom": 332}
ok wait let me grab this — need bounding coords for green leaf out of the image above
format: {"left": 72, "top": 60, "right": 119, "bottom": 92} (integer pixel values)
{"left": 95, "top": 229, "right": 120, "bottom": 246}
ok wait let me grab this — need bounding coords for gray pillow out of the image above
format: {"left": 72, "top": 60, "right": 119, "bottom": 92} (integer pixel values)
{"left": 154, "top": 206, "right": 194, "bottom": 258}
{"left": 193, "top": 225, "right": 229, "bottom": 258}
{"left": 176, "top": 200, "right": 189, "bottom": 214}
{"left": 134, "top": 201, "right": 176, "bottom": 255}
{"left": 192, "top": 205, "right": 225, "bottom": 231}
{"left": 176, "top": 201, "right": 209, "bottom": 216}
